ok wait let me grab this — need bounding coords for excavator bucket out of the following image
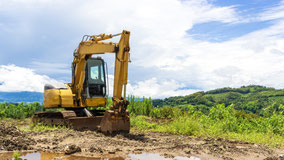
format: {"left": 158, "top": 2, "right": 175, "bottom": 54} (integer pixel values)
{"left": 99, "top": 110, "right": 130, "bottom": 133}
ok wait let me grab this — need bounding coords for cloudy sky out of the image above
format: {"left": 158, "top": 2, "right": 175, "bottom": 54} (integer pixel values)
{"left": 0, "top": 0, "right": 284, "bottom": 98}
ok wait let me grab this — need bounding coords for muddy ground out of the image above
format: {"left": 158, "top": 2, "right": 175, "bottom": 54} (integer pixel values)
{"left": 0, "top": 120, "right": 283, "bottom": 160}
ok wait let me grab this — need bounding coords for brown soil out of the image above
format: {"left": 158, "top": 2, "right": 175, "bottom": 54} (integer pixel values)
{"left": 0, "top": 120, "right": 283, "bottom": 160}
{"left": 0, "top": 122, "right": 35, "bottom": 151}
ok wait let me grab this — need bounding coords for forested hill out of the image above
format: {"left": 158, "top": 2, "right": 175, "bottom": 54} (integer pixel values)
{"left": 153, "top": 85, "right": 284, "bottom": 116}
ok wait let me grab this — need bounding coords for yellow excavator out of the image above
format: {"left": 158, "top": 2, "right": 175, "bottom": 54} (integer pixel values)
{"left": 33, "top": 30, "right": 131, "bottom": 133}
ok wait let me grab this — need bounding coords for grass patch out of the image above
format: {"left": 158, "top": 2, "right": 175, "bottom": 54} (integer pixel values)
{"left": 130, "top": 113, "right": 284, "bottom": 147}
{"left": 224, "top": 132, "right": 284, "bottom": 148}
{"left": 155, "top": 116, "right": 202, "bottom": 136}
{"left": 131, "top": 115, "right": 158, "bottom": 130}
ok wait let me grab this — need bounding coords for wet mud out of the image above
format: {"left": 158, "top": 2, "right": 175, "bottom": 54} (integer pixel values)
{"left": 0, "top": 123, "right": 35, "bottom": 151}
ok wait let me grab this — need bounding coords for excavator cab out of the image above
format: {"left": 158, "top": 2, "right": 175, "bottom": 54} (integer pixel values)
{"left": 84, "top": 58, "right": 107, "bottom": 98}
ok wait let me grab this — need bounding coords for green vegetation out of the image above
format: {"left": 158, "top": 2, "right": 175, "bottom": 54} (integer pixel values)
{"left": 13, "top": 152, "right": 21, "bottom": 160}
{"left": 0, "top": 102, "right": 43, "bottom": 119}
{"left": 128, "top": 96, "right": 154, "bottom": 116}
{"left": 130, "top": 102, "right": 284, "bottom": 147}
{"left": 0, "top": 85, "right": 283, "bottom": 147}
{"left": 128, "top": 86, "right": 284, "bottom": 147}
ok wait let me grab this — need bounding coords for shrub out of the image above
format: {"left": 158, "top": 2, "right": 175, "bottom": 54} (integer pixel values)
{"left": 0, "top": 102, "right": 43, "bottom": 119}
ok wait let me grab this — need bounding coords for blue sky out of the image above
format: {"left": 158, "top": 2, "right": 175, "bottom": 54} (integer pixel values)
{"left": 189, "top": 0, "right": 280, "bottom": 42}
{"left": 0, "top": 0, "right": 284, "bottom": 98}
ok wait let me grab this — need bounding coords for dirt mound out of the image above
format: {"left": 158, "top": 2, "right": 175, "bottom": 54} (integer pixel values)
{"left": 0, "top": 122, "right": 35, "bottom": 151}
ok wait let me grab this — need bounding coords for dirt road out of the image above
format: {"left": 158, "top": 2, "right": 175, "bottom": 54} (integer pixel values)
{"left": 0, "top": 121, "right": 283, "bottom": 160}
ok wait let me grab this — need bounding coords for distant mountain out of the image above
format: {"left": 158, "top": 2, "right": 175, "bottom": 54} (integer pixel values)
{"left": 153, "top": 85, "right": 284, "bottom": 116}
{"left": 0, "top": 91, "right": 43, "bottom": 103}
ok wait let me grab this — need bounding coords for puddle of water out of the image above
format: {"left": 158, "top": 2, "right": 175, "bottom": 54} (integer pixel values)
{"left": 0, "top": 152, "right": 201, "bottom": 160}
{"left": 0, "top": 152, "right": 102, "bottom": 160}
{"left": 128, "top": 153, "right": 201, "bottom": 160}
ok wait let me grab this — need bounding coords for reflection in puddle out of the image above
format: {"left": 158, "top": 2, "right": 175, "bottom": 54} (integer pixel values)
{"left": 128, "top": 153, "right": 201, "bottom": 160}
{"left": 0, "top": 152, "right": 201, "bottom": 160}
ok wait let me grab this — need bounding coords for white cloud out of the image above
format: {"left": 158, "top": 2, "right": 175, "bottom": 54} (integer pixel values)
{"left": 0, "top": 65, "right": 198, "bottom": 99}
{"left": 107, "top": 75, "right": 199, "bottom": 99}
{"left": 1, "top": 0, "right": 284, "bottom": 98}
{"left": 259, "top": 0, "right": 284, "bottom": 21}
{"left": 168, "top": 23, "right": 284, "bottom": 90}
{"left": 127, "top": 78, "right": 200, "bottom": 99}
{"left": 0, "top": 64, "right": 64, "bottom": 92}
